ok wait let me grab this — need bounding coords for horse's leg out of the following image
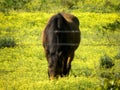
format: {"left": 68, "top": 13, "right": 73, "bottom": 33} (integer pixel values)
{"left": 66, "top": 53, "right": 74, "bottom": 75}
{"left": 62, "top": 56, "right": 67, "bottom": 76}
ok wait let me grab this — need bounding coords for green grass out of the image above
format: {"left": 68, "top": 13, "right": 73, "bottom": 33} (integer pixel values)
{"left": 0, "top": 11, "right": 120, "bottom": 90}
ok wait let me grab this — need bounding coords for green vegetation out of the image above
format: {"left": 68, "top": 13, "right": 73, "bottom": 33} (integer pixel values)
{"left": 0, "top": 11, "right": 120, "bottom": 90}
{"left": 0, "top": 36, "right": 16, "bottom": 48}
{"left": 0, "top": 0, "right": 120, "bottom": 13}
{"left": 0, "top": 0, "right": 120, "bottom": 90}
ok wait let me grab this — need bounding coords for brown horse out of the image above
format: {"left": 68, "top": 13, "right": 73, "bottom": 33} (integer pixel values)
{"left": 42, "top": 13, "right": 81, "bottom": 80}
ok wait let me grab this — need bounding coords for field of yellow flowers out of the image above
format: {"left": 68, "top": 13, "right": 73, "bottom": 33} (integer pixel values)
{"left": 0, "top": 11, "right": 120, "bottom": 90}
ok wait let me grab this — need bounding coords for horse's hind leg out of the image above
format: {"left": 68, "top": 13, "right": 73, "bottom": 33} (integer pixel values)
{"left": 67, "top": 53, "right": 74, "bottom": 75}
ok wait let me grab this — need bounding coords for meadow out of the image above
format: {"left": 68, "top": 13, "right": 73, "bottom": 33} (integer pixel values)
{"left": 0, "top": 11, "right": 120, "bottom": 90}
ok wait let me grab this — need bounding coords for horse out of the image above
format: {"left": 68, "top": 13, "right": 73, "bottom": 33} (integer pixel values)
{"left": 42, "top": 13, "right": 81, "bottom": 79}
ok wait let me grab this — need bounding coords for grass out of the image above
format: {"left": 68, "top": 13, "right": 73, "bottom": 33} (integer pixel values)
{"left": 0, "top": 11, "right": 120, "bottom": 90}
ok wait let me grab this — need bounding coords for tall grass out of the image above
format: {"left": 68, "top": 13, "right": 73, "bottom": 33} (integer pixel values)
{"left": 0, "top": 11, "right": 120, "bottom": 89}
{"left": 0, "top": 0, "right": 120, "bottom": 13}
